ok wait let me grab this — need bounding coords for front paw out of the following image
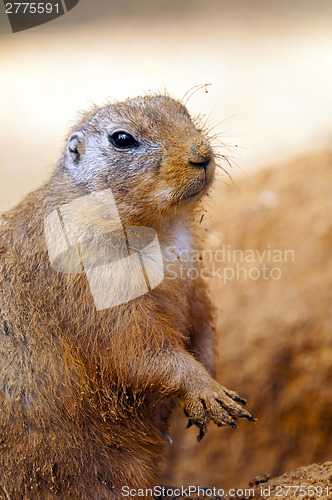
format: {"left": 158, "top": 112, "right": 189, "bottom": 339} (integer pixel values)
{"left": 184, "top": 381, "right": 255, "bottom": 440}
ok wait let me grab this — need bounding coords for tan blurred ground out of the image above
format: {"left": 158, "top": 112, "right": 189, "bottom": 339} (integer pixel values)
{"left": 1, "top": 0, "right": 332, "bottom": 212}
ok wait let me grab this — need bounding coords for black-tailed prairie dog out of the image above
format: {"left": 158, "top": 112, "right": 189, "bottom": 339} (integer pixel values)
{"left": 0, "top": 95, "right": 253, "bottom": 499}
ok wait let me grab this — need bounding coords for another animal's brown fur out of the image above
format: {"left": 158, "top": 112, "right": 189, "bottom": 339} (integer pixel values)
{"left": 0, "top": 95, "right": 252, "bottom": 499}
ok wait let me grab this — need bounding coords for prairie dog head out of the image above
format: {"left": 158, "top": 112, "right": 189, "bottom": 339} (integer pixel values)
{"left": 62, "top": 95, "right": 215, "bottom": 225}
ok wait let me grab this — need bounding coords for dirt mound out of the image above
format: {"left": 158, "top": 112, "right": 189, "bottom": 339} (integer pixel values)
{"left": 247, "top": 461, "right": 332, "bottom": 500}
{"left": 162, "top": 151, "right": 332, "bottom": 491}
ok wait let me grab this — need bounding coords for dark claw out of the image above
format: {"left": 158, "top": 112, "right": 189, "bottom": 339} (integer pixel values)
{"left": 230, "top": 420, "right": 238, "bottom": 429}
{"left": 186, "top": 418, "right": 195, "bottom": 428}
{"left": 233, "top": 395, "right": 247, "bottom": 405}
{"left": 238, "top": 408, "right": 256, "bottom": 421}
{"left": 197, "top": 427, "right": 205, "bottom": 441}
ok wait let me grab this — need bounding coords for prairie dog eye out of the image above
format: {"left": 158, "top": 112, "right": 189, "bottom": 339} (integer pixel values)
{"left": 109, "top": 131, "right": 139, "bottom": 149}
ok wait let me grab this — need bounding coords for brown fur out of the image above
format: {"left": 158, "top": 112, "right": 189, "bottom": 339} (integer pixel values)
{"left": 0, "top": 95, "right": 253, "bottom": 499}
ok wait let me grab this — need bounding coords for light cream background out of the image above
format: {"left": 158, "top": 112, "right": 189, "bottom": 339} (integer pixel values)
{"left": 0, "top": 0, "right": 331, "bottom": 212}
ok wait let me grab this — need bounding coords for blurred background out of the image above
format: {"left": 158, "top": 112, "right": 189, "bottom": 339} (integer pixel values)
{"left": 1, "top": 0, "right": 332, "bottom": 491}
{"left": 1, "top": 0, "right": 332, "bottom": 212}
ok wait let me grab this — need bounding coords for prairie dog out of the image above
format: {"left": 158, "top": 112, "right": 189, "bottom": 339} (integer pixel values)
{"left": 0, "top": 95, "right": 253, "bottom": 499}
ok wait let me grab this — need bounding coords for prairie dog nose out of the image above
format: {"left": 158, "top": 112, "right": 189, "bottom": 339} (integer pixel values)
{"left": 188, "top": 137, "right": 213, "bottom": 167}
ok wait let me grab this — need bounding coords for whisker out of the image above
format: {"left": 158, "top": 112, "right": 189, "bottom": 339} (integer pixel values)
{"left": 182, "top": 83, "right": 212, "bottom": 106}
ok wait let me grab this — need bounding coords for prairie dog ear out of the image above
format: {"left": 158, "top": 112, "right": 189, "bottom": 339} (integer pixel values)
{"left": 67, "top": 131, "right": 84, "bottom": 163}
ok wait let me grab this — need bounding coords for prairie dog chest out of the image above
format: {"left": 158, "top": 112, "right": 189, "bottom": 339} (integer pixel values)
{"left": 161, "top": 220, "right": 195, "bottom": 278}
